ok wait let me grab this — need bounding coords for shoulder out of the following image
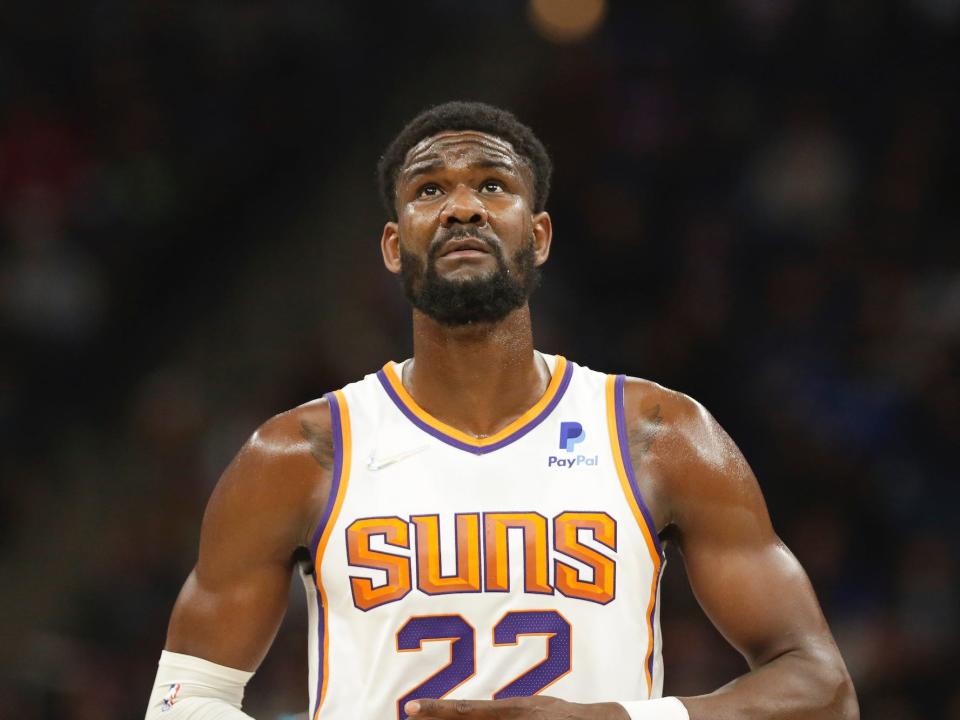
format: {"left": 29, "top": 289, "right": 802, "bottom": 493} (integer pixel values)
{"left": 620, "top": 376, "right": 754, "bottom": 530}
{"left": 207, "top": 397, "right": 335, "bottom": 550}
{"left": 620, "top": 376, "right": 719, "bottom": 460}
{"left": 245, "top": 397, "right": 335, "bottom": 470}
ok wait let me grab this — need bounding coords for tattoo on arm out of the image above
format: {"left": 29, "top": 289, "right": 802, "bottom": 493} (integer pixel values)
{"left": 628, "top": 403, "right": 663, "bottom": 467}
{"left": 300, "top": 420, "right": 334, "bottom": 470}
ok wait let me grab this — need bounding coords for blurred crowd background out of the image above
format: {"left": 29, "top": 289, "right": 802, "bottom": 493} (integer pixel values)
{"left": 1, "top": 1, "right": 958, "bottom": 718}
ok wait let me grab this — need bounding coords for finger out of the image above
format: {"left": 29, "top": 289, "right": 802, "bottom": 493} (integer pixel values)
{"left": 406, "top": 698, "right": 505, "bottom": 718}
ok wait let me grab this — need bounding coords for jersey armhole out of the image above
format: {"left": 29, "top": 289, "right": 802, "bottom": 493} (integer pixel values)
{"left": 309, "top": 389, "right": 352, "bottom": 558}
{"left": 604, "top": 375, "right": 664, "bottom": 562}
{"left": 605, "top": 374, "right": 665, "bottom": 697}
{"left": 306, "top": 389, "right": 352, "bottom": 720}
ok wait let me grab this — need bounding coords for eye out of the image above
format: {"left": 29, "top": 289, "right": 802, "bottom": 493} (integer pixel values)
{"left": 480, "top": 180, "right": 505, "bottom": 193}
{"left": 415, "top": 183, "right": 443, "bottom": 199}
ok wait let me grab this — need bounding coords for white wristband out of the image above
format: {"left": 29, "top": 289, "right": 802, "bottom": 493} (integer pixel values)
{"left": 145, "top": 650, "right": 255, "bottom": 719}
{"left": 618, "top": 697, "right": 689, "bottom": 720}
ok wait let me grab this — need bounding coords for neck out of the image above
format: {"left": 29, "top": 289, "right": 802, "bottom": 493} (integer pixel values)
{"left": 404, "top": 305, "right": 550, "bottom": 438}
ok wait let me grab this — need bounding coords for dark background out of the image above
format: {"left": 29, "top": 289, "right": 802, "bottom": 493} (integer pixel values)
{"left": 1, "top": 1, "right": 958, "bottom": 718}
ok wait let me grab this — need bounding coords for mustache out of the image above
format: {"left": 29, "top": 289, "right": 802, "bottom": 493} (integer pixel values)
{"left": 428, "top": 226, "right": 502, "bottom": 260}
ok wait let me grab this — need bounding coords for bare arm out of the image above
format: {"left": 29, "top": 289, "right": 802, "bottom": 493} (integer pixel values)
{"left": 164, "top": 399, "right": 333, "bottom": 671}
{"left": 626, "top": 379, "right": 859, "bottom": 720}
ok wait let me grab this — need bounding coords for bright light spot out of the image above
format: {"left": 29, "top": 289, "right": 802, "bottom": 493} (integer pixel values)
{"left": 528, "top": 0, "right": 607, "bottom": 43}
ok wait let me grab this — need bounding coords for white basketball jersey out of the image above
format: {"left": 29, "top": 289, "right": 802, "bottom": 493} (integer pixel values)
{"left": 301, "top": 354, "right": 665, "bottom": 720}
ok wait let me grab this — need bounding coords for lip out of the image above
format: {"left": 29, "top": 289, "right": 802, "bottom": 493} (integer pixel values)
{"left": 442, "top": 249, "right": 489, "bottom": 259}
{"left": 438, "top": 236, "right": 492, "bottom": 257}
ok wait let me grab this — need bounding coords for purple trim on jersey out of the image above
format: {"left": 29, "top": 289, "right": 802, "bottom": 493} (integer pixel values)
{"left": 310, "top": 392, "right": 345, "bottom": 556}
{"left": 375, "top": 360, "right": 574, "bottom": 455}
{"left": 308, "top": 390, "right": 345, "bottom": 718}
{"left": 311, "top": 578, "right": 325, "bottom": 717}
{"left": 614, "top": 375, "right": 664, "bottom": 559}
{"left": 647, "top": 560, "right": 664, "bottom": 692}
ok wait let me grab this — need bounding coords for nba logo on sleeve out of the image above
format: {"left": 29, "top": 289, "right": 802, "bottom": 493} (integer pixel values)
{"left": 559, "top": 421, "right": 585, "bottom": 452}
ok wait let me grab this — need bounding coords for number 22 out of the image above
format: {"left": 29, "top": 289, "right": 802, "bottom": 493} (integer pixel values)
{"left": 396, "top": 610, "right": 572, "bottom": 720}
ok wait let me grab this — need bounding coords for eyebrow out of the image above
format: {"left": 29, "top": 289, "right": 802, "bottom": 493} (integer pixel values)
{"left": 475, "top": 158, "right": 520, "bottom": 174}
{"left": 402, "top": 158, "right": 444, "bottom": 180}
{"left": 401, "top": 157, "right": 520, "bottom": 182}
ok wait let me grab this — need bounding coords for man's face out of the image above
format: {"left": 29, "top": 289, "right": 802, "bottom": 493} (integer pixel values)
{"left": 381, "top": 130, "right": 552, "bottom": 326}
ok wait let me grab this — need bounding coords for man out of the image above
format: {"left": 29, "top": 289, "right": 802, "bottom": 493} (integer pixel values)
{"left": 145, "top": 101, "right": 858, "bottom": 720}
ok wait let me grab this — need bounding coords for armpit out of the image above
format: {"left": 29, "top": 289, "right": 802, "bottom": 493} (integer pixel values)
{"left": 300, "top": 419, "right": 335, "bottom": 471}
{"left": 627, "top": 402, "right": 664, "bottom": 468}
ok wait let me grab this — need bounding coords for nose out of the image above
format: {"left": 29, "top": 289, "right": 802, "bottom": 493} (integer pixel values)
{"left": 439, "top": 184, "right": 489, "bottom": 228}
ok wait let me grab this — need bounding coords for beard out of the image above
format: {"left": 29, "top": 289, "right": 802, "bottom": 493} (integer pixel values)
{"left": 400, "top": 231, "right": 541, "bottom": 327}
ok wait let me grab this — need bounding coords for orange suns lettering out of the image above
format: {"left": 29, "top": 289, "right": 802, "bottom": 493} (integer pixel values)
{"left": 346, "top": 511, "right": 617, "bottom": 611}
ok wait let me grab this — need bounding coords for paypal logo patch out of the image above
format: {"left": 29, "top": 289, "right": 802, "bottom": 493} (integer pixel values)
{"left": 549, "top": 422, "right": 597, "bottom": 469}
{"left": 559, "top": 421, "right": 585, "bottom": 452}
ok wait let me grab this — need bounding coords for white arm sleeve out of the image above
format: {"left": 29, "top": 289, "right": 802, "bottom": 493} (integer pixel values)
{"left": 144, "top": 650, "right": 256, "bottom": 719}
{"left": 618, "top": 697, "right": 690, "bottom": 720}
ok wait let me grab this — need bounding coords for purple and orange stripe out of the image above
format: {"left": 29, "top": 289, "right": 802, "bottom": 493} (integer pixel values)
{"left": 605, "top": 374, "right": 664, "bottom": 698}
{"left": 377, "top": 356, "right": 572, "bottom": 454}
{"left": 310, "top": 389, "right": 352, "bottom": 720}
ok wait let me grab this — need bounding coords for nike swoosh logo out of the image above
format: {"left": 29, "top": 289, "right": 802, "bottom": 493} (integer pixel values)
{"left": 367, "top": 445, "right": 429, "bottom": 471}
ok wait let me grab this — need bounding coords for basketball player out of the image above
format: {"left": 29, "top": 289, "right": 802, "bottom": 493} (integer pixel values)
{"left": 144, "top": 102, "right": 858, "bottom": 720}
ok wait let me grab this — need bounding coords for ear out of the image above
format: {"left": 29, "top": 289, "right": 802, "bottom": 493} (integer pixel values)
{"left": 381, "top": 221, "right": 402, "bottom": 274}
{"left": 531, "top": 211, "right": 553, "bottom": 267}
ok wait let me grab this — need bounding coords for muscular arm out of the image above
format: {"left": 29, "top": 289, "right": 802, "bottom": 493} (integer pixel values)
{"left": 625, "top": 379, "right": 859, "bottom": 720}
{"left": 164, "top": 399, "right": 333, "bottom": 671}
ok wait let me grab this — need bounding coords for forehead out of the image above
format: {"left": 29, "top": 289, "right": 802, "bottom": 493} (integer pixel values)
{"left": 400, "top": 130, "right": 527, "bottom": 176}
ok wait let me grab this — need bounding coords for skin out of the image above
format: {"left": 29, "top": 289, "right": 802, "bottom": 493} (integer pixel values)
{"left": 164, "top": 130, "right": 859, "bottom": 719}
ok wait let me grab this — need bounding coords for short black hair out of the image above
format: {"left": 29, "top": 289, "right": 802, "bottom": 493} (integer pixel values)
{"left": 377, "top": 100, "right": 552, "bottom": 220}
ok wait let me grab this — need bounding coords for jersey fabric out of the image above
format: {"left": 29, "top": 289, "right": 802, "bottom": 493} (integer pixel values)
{"left": 301, "top": 354, "right": 665, "bottom": 720}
